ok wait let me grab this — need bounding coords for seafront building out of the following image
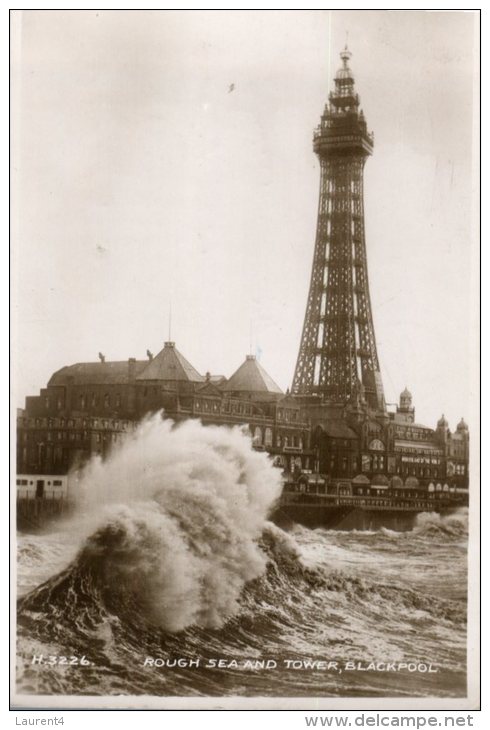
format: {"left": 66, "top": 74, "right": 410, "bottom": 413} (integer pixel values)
{"left": 16, "top": 48, "right": 469, "bottom": 509}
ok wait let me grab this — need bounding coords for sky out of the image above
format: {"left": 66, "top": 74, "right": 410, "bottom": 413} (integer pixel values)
{"left": 12, "top": 9, "right": 478, "bottom": 430}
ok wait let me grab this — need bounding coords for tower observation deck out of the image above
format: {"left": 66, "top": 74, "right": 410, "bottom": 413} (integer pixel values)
{"left": 292, "top": 47, "right": 385, "bottom": 412}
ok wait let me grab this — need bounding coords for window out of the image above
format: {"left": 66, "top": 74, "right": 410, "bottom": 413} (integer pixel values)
{"left": 253, "top": 427, "right": 263, "bottom": 446}
{"left": 53, "top": 480, "right": 62, "bottom": 486}
{"left": 104, "top": 394, "right": 110, "bottom": 408}
{"left": 115, "top": 393, "right": 121, "bottom": 408}
{"left": 264, "top": 428, "right": 273, "bottom": 448}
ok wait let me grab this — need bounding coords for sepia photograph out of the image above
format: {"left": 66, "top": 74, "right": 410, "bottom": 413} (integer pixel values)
{"left": 10, "top": 9, "right": 480, "bottom": 710}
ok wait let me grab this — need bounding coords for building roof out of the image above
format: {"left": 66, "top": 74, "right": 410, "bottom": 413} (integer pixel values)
{"left": 222, "top": 355, "right": 283, "bottom": 394}
{"left": 395, "top": 422, "right": 435, "bottom": 431}
{"left": 48, "top": 360, "right": 148, "bottom": 386}
{"left": 48, "top": 341, "right": 205, "bottom": 386}
{"left": 395, "top": 439, "right": 442, "bottom": 452}
{"left": 318, "top": 420, "right": 358, "bottom": 439}
{"left": 136, "top": 342, "right": 204, "bottom": 382}
{"left": 209, "top": 375, "right": 226, "bottom": 385}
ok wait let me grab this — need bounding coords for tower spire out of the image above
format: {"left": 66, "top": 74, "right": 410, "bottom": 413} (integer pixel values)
{"left": 292, "top": 47, "right": 385, "bottom": 412}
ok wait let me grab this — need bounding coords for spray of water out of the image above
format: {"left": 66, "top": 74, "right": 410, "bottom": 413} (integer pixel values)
{"left": 57, "top": 415, "right": 283, "bottom": 631}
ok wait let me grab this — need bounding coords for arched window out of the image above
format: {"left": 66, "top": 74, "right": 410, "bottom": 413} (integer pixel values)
{"left": 264, "top": 428, "right": 273, "bottom": 448}
{"left": 253, "top": 427, "right": 262, "bottom": 446}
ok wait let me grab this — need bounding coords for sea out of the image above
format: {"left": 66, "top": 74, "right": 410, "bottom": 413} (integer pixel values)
{"left": 15, "top": 416, "right": 468, "bottom": 700}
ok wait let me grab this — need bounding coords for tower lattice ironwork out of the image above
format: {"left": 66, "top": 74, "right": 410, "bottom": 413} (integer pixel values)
{"left": 292, "top": 47, "right": 385, "bottom": 412}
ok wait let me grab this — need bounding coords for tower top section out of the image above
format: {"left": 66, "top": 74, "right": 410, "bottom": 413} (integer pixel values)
{"left": 313, "top": 46, "right": 373, "bottom": 158}
{"left": 335, "top": 46, "right": 354, "bottom": 83}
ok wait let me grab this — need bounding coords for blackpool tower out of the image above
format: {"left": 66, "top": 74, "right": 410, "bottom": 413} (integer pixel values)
{"left": 292, "top": 47, "right": 386, "bottom": 413}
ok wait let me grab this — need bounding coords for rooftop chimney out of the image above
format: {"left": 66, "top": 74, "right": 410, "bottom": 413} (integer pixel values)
{"left": 98, "top": 352, "right": 105, "bottom": 363}
{"left": 128, "top": 357, "right": 136, "bottom": 381}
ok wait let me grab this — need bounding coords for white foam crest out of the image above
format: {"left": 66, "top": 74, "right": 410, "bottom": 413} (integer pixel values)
{"left": 413, "top": 508, "right": 468, "bottom": 535}
{"left": 68, "top": 414, "right": 284, "bottom": 630}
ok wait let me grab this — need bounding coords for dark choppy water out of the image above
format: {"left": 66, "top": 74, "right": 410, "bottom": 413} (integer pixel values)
{"left": 15, "top": 417, "right": 468, "bottom": 700}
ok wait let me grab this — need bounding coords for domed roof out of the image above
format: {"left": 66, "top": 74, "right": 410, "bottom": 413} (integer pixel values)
{"left": 335, "top": 66, "right": 354, "bottom": 81}
{"left": 400, "top": 387, "right": 412, "bottom": 399}
{"left": 352, "top": 474, "right": 370, "bottom": 485}
{"left": 457, "top": 417, "right": 468, "bottom": 431}
{"left": 372, "top": 474, "right": 390, "bottom": 486}
{"left": 335, "top": 46, "right": 354, "bottom": 81}
{"left": 405, "top": 476, "right": 420, "bottom": 489}
{"left": 437, "top": 414, "right": 448, "bottom": 427}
